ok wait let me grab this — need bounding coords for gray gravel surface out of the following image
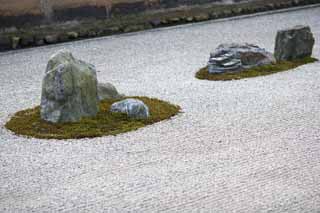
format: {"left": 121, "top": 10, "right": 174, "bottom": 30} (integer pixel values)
{"left": 1, "top": 6, "right": 320, "bottom": 212}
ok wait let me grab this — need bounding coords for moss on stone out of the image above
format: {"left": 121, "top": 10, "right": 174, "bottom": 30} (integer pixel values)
{"left": 5, "top": 97, "right": 180, "bottom": 140}
{"left": 195, "top": 57, "right": 318, "bottom": 81}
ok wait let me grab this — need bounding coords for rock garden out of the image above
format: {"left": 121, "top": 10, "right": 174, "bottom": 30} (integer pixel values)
{"left": 4, "top": 24, "right": 318, "bottom": 140}
{"left": 196, "top": 25, "right": 317, "bottom": 81}
{"left": 5, "top": 50, "right": 180, "bottom": 139}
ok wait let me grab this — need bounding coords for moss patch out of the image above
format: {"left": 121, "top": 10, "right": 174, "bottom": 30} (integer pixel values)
{"left": 5, "top": 97, "right": 180, "bottom": 140}
{"left": 195, "top": 57, "right": 318, "bottom": 81}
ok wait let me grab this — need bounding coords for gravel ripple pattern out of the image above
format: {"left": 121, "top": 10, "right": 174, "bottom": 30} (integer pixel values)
{"left": 0, "top": 7, "right": 320, "bottom": 212}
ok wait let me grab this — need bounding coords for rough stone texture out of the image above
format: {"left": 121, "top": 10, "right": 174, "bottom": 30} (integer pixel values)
{"left": 40, "top": 50, "right": 99, "bottom": 123}
{"left": 98, "top": 82, "right": 124, "bottom": 100}
{"left": 20, "top": 35, "right": 34, "bottom": 47}
{"left": 274, "top": 25, "right": 315, "bottom": 61}
{"left": 0, "top": 7, "right": 320, "bottom": 212}
{"left": 11, "top": 36, "right": 20, "bottom": 49}
{"left": 150, "top": 19, "right": 161, "bottom": 27}
{"left": 67, "top": 31, "right": 78, "bottom": 39}
{"left": 110, "top": 98, "right": 149, "bottom": 119}
{"left": 208, "top": 43, "right": 275, "bottom": 73}
{"left": 44, "top": 34, "right": 58, "bottom": 44}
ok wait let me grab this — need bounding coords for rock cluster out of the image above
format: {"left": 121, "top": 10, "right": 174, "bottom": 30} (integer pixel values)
{"left": 40, "top": 50, "right": 151, "bottom": 123}
{"left": 40, "top": 50, "right": 99, "bottom": 123}
{"left": 208, "top": 43, "right": 275, "bottom": 74}
{"left": 274, "top": 25, "right": 315, "bottom": 61}
{"left": 110, "top": 99, "right": 150, "bottom": 119}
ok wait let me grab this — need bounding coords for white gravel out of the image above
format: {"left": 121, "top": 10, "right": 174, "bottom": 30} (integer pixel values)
{"left": 1, "top": 6, "right": 320, "bottom": 212}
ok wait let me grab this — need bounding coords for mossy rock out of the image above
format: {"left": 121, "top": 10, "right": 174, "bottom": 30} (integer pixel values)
{"left": 5, "top": 97, "right": 180, "bottom": 140}
{"left": 195, "top": 57, "right": 318, "bottom": 81}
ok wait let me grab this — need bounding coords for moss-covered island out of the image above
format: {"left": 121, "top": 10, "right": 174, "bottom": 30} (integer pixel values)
{"left": 5, "top": 97, "right": 180, "bottom": 140}
{"left": 195, "top": 57, "right": 318, "bottom": 81}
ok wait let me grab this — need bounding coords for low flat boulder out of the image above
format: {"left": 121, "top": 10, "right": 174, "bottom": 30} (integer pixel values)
{"left": 44, "top": 34, "right": 58, "bottom": 44}
{"left": 98, "top": 82, "right": 124, "bottom": 100}
{"left": 40, "top": 50, "right": 99, "bottom": 123}
{"left": 110, "top": 98, "right": 149, "bottom": 119}
{"left": 208, "top": 43, "right": 275, "bottom": 74}
{"left": 274, "top": 25, "right": 315, "bottom": 61}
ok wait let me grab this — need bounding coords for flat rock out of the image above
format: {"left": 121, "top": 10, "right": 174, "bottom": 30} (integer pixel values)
{"left": 208, "top": 43, "right": 275, "bottom": 74}
{"left": 40, "top": 50, "right": 99, "bottom": 123}
{"left": 110, "top": 98, "right": 149, "bottom": 119}
{"left": 150, "top": 19, "right": 161, "bottom": 27}
{"left": 274, "top": 25, "right": 315, "bottom": 61}
{"left": 44, "top": 34, "right": 58, "bottom": 44}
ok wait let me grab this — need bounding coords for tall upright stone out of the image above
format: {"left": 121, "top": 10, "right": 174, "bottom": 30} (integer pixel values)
{"left": 274, "top": 25, "right": 315, "bottom": 61}
{"left": 40, "top": 50, "right": 99, "bottom": 123}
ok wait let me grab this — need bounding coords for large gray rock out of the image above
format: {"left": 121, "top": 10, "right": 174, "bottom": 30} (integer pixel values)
{"left": 40, "top": 50, "right": 99, "bottom": 123}
{"left": 208, "top": 43, "right": 275, "bottom": 74}
{"left": 274, "top": 25, "right": 315, "bottom": 61}
{"left": 110, "top": 99, "right": 150, "bottom": 119}
{"left": 98, "top": 82, "right": 124, "bottom": 101}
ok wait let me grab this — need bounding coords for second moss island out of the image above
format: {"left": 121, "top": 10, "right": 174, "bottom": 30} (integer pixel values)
{"left": 196, "top": 57, "right": 318, "bottom": 81}
{"left": 5, "top": 97, "right": 180, "bottom": 140}
{"left": 197, "top": 25, "right": 317, "bottom": 81}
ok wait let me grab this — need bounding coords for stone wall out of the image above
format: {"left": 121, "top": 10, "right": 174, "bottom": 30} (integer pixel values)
{"left": 1, "top": 0, "right": 319, "bottom": 51}
{"left": 0, "top": 0, "right": 249, "bottom": 28}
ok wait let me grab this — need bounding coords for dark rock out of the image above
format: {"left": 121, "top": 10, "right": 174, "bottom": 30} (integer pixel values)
{"left": 274, "top": 25, "right": 315, "bottom": 61}
{"left": 36, "top": 39, "right": 44, "bottom": 46}
{"left": 274, "top": 3, "right": 282, "bottom": 9}
{"left": 150, "top": 19, "right": 161, "bottom": 27}
{"left": 168, "top": 17, "right": 180, "bottom": 24}
{"left": 208, "top": 43, "right": 275, "bottom": 74}
{"left": 35, "top": 35, "right": 45, "bottom": 46}
{"left": 58, "top": 33, "right": 70, "bottom": 42}
{"left": 40, "top": 50, "right": 99, "bottom": 123}
{"left": 0, "top": 36, "right": 12, "bottom": 50}
{"left": 98, "top": 27, "right": 120, "bottom": 36}
{"left": 20, "top": 35, "right": 34, "bottom": 47}
{"left": 110, "top": 99, "right": 149, "bottom": 119}
{"left": 79, "top": 30, "right": 89, "bottom": 38}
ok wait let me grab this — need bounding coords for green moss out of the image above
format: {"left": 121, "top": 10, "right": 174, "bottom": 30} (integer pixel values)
{"left": 5, "top": 97, "right": 180, "bottom": 140}
{"left": 195, "top": 57, "right": 318, "bottom": 81}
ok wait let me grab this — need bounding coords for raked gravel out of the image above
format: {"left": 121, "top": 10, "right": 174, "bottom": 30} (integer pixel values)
{"left": 0, "top": 6, "right": 320, "bottom": 212}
